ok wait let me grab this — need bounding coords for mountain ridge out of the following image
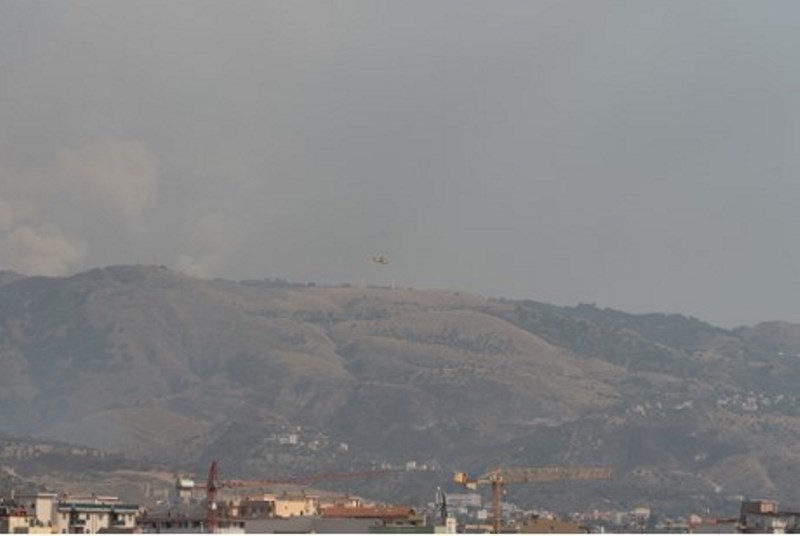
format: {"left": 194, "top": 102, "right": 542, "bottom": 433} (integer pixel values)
{"left": 2, "top": 264, "right": 800, "bottom": 513}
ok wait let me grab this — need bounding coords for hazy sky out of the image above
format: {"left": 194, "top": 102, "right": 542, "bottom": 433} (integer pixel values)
{"left": 2, "top": 1, "right": 799, "bottom": 327}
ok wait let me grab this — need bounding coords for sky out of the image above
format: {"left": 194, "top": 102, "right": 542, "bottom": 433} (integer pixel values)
{"left": 1, "top": 0, "right": 800, "bottom": 327}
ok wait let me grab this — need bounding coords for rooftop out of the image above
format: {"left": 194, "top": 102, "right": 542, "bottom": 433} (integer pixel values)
{"left": 321, "top": 506, "right": 415, "bottom": 519}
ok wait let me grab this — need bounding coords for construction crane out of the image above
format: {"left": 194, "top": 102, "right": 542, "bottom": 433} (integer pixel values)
{"left": 199, "top": 460, "right": 393, "bottom": 532}
{"left": 206, "top": 460, "right": 220, "bottom": 533}
{"left": 454, "top": 467, "right": 614, "bottom": 533}
{"left": 220, "top": 468, "right": 393, "bottom": 488}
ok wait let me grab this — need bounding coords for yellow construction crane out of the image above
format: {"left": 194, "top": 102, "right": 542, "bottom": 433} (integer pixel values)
{"left": 454, "top": 467, "right": 614, "bottom": 533}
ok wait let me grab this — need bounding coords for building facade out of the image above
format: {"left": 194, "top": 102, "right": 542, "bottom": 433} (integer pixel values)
{"left": 1, "top": 493, "right": 139, "bottom": 534}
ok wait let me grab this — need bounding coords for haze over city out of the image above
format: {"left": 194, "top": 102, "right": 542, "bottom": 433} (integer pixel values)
{"left": 2, "top": 1, "right": 800, "bottom": 327}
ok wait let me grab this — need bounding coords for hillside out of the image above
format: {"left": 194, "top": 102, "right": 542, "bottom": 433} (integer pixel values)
{"left": 1, "top": 265, "right": 800, "bottom": 513}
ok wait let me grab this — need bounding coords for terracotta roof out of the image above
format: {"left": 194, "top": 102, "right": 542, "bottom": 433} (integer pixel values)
{"left": 321, "top": 505, "right": 414, "bottom": 519}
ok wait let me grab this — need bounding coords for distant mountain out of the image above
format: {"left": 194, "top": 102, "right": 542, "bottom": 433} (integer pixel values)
{"left": 1, "top": 265, "right": 800, "bottom": 514}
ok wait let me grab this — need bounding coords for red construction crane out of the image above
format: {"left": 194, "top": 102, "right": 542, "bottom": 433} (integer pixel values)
{"left": 198, "top": 460, "right": 393, "bottom": 532}
{"left": 221, "top": 469, "right": 394, "bottom": 488}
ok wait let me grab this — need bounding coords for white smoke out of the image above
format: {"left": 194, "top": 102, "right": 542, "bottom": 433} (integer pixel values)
{"left": 0, "top": 193, "right": 86, "bottom": 276}
{"left": 0, "top": 195, "right": 38, "bottom": 232}
{"left": 0, "top": 198, "right": 15, "bottom": 232}
{"left": 0, "top": 139, "right": 160, "bottom": 276}
{"left": 176, "top": 209, "right": 238, "bottom": 278}
{"left": 57, "top": 140, "right": 159, "bottom": 218}
{"left": 1, "top": 223, "right": 86, "bottom": 276}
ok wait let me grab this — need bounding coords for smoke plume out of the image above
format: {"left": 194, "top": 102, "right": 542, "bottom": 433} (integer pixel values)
{"left": 57, "top": 140, "right": 159, "bottom": 218}
{"left": 0, "top": 193, "right": 86, "bottom": 276}
{"left": 0, "top": 198, "right": 15, "bottom": 233}
{"left": 176, "top": 209, "right": 239, "bottom": 278}
{"left": 1, "top": 223, "right": 86, "bottom": 277}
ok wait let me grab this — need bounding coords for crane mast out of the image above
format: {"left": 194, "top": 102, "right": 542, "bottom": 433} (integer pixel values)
{"left": 197, "top": 460, "right": 392, "bottom": 531}
{"left": 206, "top": 460, "right": 220, "bottom": 533}
{"left": 455, "top": 467, "right": 614, "bottom": 533}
